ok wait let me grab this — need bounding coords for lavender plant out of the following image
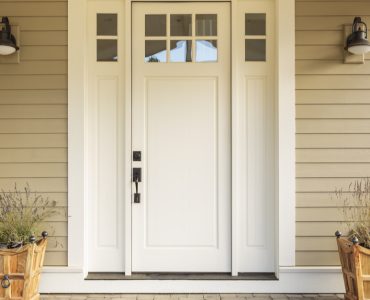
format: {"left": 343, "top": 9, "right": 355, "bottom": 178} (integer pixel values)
{"left": 0, "top": 184, "right": 57, "bottom": 247}
{"left": 335, "top": 178, "right": 370, "bottom": 248}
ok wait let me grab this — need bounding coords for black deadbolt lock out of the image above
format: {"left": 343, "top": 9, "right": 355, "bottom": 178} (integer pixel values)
{"left": 133, "top": 151, "right": 141, "bottom": 161}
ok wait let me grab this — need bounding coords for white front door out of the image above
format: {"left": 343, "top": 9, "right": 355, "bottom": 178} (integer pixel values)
{"left": 132, "top": 2, "right": 231, "bottom": 272}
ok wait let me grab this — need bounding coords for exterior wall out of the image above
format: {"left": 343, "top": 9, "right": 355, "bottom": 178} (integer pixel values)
{"left": 0, "top": 0, "right": 68, "bottom": 266}
{"left": 296, "top": 0, "right": 370, "bottom": 266}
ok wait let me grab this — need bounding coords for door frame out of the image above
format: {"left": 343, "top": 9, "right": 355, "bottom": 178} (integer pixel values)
{"left": 67, "top": 0, "right": 295, "bottom": 279}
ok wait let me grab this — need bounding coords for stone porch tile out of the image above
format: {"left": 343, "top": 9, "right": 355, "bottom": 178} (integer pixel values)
{"left": 137, "top": 295, "right": 156, "bottom": 300}
{"left": 269, "top": 295, "right": 288, "bottom": 299}
{"left": 187, "top": 294, "right": 204, "bottom": 298}
{"left": 154, "top": 296, "right": 172, "bottom": 300}
{"left": 170, "top": 294, "right": 188, "bottom": 300}
{"left": 203, "top": 294, "right": 221, "bottom": 299}
{"left": 220, "top": 294, "right": 240, "bottom": 300}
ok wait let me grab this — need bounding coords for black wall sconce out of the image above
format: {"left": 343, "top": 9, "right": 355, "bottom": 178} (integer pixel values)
{"left": 0, "top": 17, "right": 19, "bottom": 55}
{"left": 345, "top": 17, "right": 370, "bottom": 55}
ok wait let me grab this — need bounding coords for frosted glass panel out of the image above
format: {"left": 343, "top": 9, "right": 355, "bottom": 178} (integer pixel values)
{"left": 196, "top": 40, "right": 217, "bottom": 62}
{"left": 145, "top": 40, "right": 167, "bottom": 62}
{"left": 170, "top": 40, "right": 192, "bottom": 62}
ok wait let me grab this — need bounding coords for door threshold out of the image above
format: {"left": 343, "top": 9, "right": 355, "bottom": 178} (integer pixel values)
{"left": 86, "top": 272, "right": 277, "bottom": 280}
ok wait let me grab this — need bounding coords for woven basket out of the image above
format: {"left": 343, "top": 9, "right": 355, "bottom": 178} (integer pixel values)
{"left": 336, "top": 234, "right": 370, "bottom": 300}
{"left": 0, "top": 237, "right": 47, "bottom": 300}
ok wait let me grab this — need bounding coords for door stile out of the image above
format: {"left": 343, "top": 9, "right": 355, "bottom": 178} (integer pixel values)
{"left": 230, "top": 0, "right": 238, "bottom": 276}
{"left": 125, "top": 0, "right": 133, "bottom": 276}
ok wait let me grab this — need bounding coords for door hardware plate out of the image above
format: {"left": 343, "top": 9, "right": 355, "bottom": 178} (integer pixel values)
{"left": 133, "top": 151, "right": 142, "bottom": 161}
{"left": 133, "top": 168, "right": 142, "bottom": 182}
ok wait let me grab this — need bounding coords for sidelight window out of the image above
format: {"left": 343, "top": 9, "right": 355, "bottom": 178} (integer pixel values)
{"left": 96, "top": 13, "right": 118, "bottom": 62}
{"left": 245, "top": 13, "right": 266, "bottom": 61}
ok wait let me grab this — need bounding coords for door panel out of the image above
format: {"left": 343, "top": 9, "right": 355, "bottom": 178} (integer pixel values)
{"left": 132, "top": 2, "right": 231, "bottom": 272}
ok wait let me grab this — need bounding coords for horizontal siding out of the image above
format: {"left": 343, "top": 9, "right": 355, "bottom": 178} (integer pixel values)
{"left": 21, "top": 46, "right": 67, "bottom": 61}
{"left": 0, "top": 134, "right": 67, "bottom": 148}
{"left": 0, "top": 61, "right": 67, "bottom": 75}
{"left": 297, "top": 119, "right": 370, "bottom": 134}
{"left": 0, "top": 149, "right": 67, "bottom": 162}
{"left": 0, "top": 75, "right": 67, "bottom": 89}
{"left": 295, "top": 0, "right": 370, "bottom": 266}
{"left": 296, "top": 134, "right": 370, "bottom": 148}
{"left": 296, "top": 90, "right": 370, "bottom": 104}
{"left": 0, "top": 119, "right": 67, "bottom": 134}
{"left": 297, "top": 222, "right": 345, "bottom": 237}
{"left": 296, "top": 61, "right": 370, "bottom": 75}
{"left": 0, "top": 0, "right": 67, "bottom": 266}
{"left": 296, "top": 252, "right": 339, "bottom": 266}
{"left": 296, "top": 2, "right": 370, "bottom": 16}
{"left": 0, "top": 91, "right": 67, "bottom": 104}
{"left": 296, "top": 237, "right": 338, "bottom": 251}
{"left": 297, "top": 178, "right": 369, "bottom": 192}
{"left": 296, "top": 16, "right": 370, "bottom": 30}
{"left": 0, "top": 2, "right": 67, "bottom": 16}
{"left": 6, "top": 17, "right": 67, "bottom": 31}
{"left": 297, "top": 149, "right": 370, "bottom": 162}
{"left": 21, "top": 31, "right": 67, "bottom": 46}
{"left": 297, "top": 193, "right": 348, "bottom": 208}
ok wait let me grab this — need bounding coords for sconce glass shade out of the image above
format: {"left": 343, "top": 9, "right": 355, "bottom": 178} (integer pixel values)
{"left": 345, "top": 17, "right": 370, "bottom": 55}
{"left": 0, "top": 17, "right": 19, "bottom": 55}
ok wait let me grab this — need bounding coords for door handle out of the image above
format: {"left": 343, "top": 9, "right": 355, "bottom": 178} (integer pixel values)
{"left": 133, "top": 168, "right": 141, "bottom": 203}
{"left": 134, "top": 177, "right": 140, "bottom": 203}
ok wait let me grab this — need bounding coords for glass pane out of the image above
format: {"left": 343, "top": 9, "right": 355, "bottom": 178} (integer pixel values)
{"left": 170, "top": 40, "right": 192, "bottom": 62}
{"left": 245, "top": 13, "right": 266, "bottom": 35}
{"left": 196, "top": 14, "right": 217, "bottom": 36}
{"left": 196, "top": 40, "right": 217, "bottom": 62}
{"left": 145, "top": 40, "right": 167, "bottom": 62}
{"left": 97, "top": 39, "right": 117, "bottom": 62}
{"left": 170, "top": 14, "right": 192, "bottom": 36}
{"left": 97, "top": 14, "right": 117, "bottom": 36}
{"left": 145, "top": 15, "right": 166, "bottom": 37}
{"left": 245, "top": 39, "right": 266, "bottom": 61}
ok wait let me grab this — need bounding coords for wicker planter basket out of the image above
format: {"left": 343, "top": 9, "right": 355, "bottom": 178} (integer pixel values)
{"left": 336, "top": 232, "right": 370, "bottom": 300}
{"left": 0, "top": 235, "right": 47, "bottom": 300}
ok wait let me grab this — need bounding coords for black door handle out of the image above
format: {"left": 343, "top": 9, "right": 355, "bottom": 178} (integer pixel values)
{"left": 133, "top": 168, "right": 141, "bottom": 203}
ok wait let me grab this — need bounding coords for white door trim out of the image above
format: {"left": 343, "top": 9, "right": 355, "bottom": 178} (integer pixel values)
{"left": 39, "top": 266, "right": 345, "bottom": 293}
{"left": 67, "top": 0, "right": 295, "bottom": 277}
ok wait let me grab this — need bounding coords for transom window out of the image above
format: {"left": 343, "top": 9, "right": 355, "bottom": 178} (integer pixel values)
{"left": 145, "top": 14, "right": 218, "bottom": 63}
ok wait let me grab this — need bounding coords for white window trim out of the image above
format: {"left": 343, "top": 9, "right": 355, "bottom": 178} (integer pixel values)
{"left": 66, "top": 0, "right": 296, "bottom": 285}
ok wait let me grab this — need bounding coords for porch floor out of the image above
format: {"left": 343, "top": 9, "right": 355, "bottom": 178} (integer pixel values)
{"left": 40, "top": 294, "right": 344, "bottom": 300}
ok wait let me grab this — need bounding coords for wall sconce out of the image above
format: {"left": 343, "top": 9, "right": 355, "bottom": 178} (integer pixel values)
{"left": 0, "top": 17, "right": 19, "bottom": 55}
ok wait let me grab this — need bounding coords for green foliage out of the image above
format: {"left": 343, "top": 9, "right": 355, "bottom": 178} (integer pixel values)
{"left": 335, "top": 178, "right": 370, "bottom": 249}
{"left": 0, "top": 184, "right": 57, "bottom": 246}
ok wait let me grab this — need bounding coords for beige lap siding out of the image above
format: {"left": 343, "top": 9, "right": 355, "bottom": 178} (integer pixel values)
{"left": 0, "top": 0, "right": 67, "bottom": 266}
{"left": 296, "top": 0, "right": 370, "bottom": 266}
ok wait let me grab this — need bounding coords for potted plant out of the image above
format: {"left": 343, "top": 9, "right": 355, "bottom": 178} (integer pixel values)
{"left": 0, "top": 184, "right": 56, "bottom": 300}
{"left": 334, "top": 178, "right": 370, "bottom": 300}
